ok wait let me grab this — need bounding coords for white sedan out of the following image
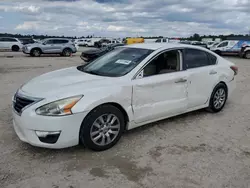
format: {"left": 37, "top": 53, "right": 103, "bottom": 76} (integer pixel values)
{"left": 12, "top": 43, "right": 237, "bottom": 151}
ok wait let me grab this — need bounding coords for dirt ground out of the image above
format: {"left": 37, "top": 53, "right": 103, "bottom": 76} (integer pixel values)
{"left": 0, "top": 52, "right": 250, "bottom": 188}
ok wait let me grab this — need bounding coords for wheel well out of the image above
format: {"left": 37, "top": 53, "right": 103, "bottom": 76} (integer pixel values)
{"left": 12, "top": 45, "right": 19, "bottom": 49}
{"left": 218, "top": 81, "right": 228, "bottom": 93}
{"left": 31, "top": 48, "right": 42, "bottom": 53}
{"left": 88, "top": 102, "right": 129, "bottom": 130}
{"left": 63, "top": 47, "right": 71, "bottom": 51}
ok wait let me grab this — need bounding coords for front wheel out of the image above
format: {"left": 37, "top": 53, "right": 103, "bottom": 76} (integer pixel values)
{"left": 207, "top": 83, "right": 227, "bottom": 113}
{"left": 30, "top": 49, "right": 41, "bottom": 57}
{"left": 80, "top": 105, "right": 124, "bottom": 151}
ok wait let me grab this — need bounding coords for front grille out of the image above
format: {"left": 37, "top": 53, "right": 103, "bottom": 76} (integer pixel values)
{"left": 13, "top": 94, "right": 35, "bottom": 114}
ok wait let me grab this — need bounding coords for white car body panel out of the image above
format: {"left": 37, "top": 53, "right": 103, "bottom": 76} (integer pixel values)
{"left": 132, "top": 71, "right": 188, "bottom": 123}
{"left": 12, "top": 43, "right": 236, "bottom": 149}
{"left": 0, "top": 37, "right": 22, "bottom": 50}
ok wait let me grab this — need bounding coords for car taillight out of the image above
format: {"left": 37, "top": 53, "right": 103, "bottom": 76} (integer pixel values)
{"left": 230, "top": 66, "right": 238, "bottom": 75}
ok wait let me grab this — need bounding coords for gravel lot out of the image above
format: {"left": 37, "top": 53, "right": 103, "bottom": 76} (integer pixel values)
{"left": 0, "top": 51, "right": 250, "bottom": 188}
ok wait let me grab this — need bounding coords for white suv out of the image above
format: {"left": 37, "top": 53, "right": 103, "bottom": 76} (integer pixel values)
{"left": 0, "top": 37, "right": 23, "bottom": 51}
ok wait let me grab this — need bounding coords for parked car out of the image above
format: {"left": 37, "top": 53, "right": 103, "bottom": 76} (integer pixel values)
{"left": 80, "top": 43, "right": 125, "bottom": 62}
{"left": 210, "top": 40, "right": 250, "bottom": 56}
{"left": 22, "top": 38, "right": 77, "bottom": 57}
{"left": 190, "top": 41, "right": 208, "bottom": 48}
{"left": 239, "top": 45, "right": 250, "bottom": 59}
{"left": 0, "top": 37, "right": 23, "bottom": 51}
{"left": 75, "top": 39, "right": 88, "bottom": 47}
{"left": 94, "top": 39, "right": 111, "bottom": 48}
{"left": 101, "top": 39, "right": 121, "bottom": 47}
{"left": 206, "top": 41, "right": 216, "bottom": 49}
{"left": 12, "top": 43, "right": 237, "bottom": 151}
{"left": 19, "top": 38, "right": 36, "bottom": 45}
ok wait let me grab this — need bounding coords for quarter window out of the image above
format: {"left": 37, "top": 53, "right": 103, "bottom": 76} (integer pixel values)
{"left": 184, "top": 49, "right": 212, "bottom": 69}
{"left": 143, "top": 50, "right": 181, "bottom": 77}
{"left": 207, "top": 53, "right": 217, "bottom": 65}
{"left": 155, "top": 39, "right": 161, "bottom": 43}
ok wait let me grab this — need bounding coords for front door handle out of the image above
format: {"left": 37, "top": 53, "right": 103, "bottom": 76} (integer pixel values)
{"left": 209, "top": 70, "right": 217, "bottom": 75}
{"left": 175, "top": 78, "right": 187, "bottom": 83}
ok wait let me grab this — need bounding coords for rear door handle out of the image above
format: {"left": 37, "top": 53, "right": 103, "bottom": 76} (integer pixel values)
{"left": 209, "top": 70, "right": 217, "bottom": 75}
{"left": 175, "top": 78, "right": 187, "bottom": 83}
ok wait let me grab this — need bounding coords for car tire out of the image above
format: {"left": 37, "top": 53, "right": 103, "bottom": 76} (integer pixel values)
{"left": 245, "top": 51, "right": 250, "bottom": 59}
{"left": 12, "top": 45, "right": 20, "bottom": 52}
{"left": 79, "top": 104, "right": 125, "bottom": 151}
{"left": 63, "top": 48, "right": 72, "bottom": 57}
{"left": 30, "top": 48, "right": 41, "bottom": 57}
{"left": 207, "top": 83, "right": 228, "bottom": 113}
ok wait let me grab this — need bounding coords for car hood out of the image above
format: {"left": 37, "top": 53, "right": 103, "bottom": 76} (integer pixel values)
{"left": 20, "top": 67, "right": 112, "bottom": 98}
{"left": 24, "top": 43, "right": 43, "bottom": 48}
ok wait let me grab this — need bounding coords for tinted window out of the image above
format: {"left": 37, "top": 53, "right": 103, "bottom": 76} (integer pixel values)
{"left": 78, "top": 48, "right": 153, "bottom": 77}
{"left": 7, "top": 38, "right": 17, "bottom": 42}
{"left": 0, "top": 38, "right": 17, "bottom": 42}
{"left": 184, "top": 49, "right": 211, "bottom": 69}
{"left": 218, "top": 42, "right": 228, "bottom": 47}
{"left": 163, "top": 39, "right": 167, "bottom": 42}
{"left": 0, "top": 38, "right": 4, "bottom": 42}
{"left": 45, "top": 40, "right": 54, "bottom": 44}
{"left": 155, "top": 39, "right": 161, "bottom": 43}
{"left": 207, "top": 52, "right": 217, "bottom": 65}
{"left": 54, "top": 40, "right": 68, "bottom": 44}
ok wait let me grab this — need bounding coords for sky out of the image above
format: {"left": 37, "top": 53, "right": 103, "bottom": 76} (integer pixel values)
{"left": 0, "top": 0, "right": 250, "bottom": 38}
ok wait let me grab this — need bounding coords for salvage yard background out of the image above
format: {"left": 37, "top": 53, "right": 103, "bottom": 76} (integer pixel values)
{"left": 0, "top": 52, "right": 250, "bottom": 188}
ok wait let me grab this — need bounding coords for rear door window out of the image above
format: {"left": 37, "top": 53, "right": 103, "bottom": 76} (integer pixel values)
{"left": 184, "top": 49, "right": 212, "bottom": 69}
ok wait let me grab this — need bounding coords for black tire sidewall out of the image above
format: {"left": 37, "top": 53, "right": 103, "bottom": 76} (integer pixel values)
{"left": 31, "top": 49, "right": 41, "bottom": 57}
{"left": 80, "top": 105, "right": 125, "bottom": 151}
{"left": 63, "top": 48, "right": 72, "bottom": 56}
{"left": 209, "top": 83, "right": 228, "bottom": 113}
{"left": 12, "top": 45, "right": 19, "bottom": 52}
{"left": 245, "top": 51, "right": 250, "bottom": 59}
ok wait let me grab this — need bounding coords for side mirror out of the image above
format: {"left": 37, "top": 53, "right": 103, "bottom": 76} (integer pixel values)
{"left": 136, "top": 70, "right": 144, "bottom": 79}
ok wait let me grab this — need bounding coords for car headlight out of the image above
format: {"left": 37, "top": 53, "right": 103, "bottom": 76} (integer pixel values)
{"left": 36, "top": 95, "right": 83, "bottom": 116}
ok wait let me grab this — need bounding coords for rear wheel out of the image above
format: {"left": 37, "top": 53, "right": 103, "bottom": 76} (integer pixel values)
{"left": 245, "top": 51, "right": 250, "bottom": 59}
{"left": 30, "top": 48, "right": 41, "bottom": 57}
{"left": 207, "top": 83, "right": 227, "bottom": 113}
{"left": 79, "top": 105, "right": 124, "bottom": 151}
{"left": 12, "top": 45, "right": 20, "bottom": 52}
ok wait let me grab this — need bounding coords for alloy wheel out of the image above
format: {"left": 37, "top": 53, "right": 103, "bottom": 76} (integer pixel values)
{"left": 90, "top": 114, "right": 120, "bottom": 146}
{"left": 213, "top": 88, "right": 226, "bottom": 109}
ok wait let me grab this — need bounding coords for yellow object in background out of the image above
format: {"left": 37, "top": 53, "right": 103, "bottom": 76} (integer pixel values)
{"left": 126, "top": 38, "right": 144, "bottom": 45}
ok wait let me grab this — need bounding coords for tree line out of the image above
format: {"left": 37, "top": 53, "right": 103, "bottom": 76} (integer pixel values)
{"left": 1, "top": 32, "right": 250, "bottom": 41}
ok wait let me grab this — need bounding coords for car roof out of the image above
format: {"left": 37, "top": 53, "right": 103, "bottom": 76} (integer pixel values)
{"left": 125, "top": 43, "right": 206, "bottom": 50}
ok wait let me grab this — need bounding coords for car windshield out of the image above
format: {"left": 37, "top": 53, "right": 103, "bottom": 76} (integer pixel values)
{"left": 78, "top": 47, "right": 153, "bottom": 77}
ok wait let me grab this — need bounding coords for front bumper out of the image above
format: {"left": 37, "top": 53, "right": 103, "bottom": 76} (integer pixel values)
{"left": 22, "top": 47, "right": 30, "bottom": 54}
{"left": 12, "top": 109, "right": 88, "bottom": 149}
